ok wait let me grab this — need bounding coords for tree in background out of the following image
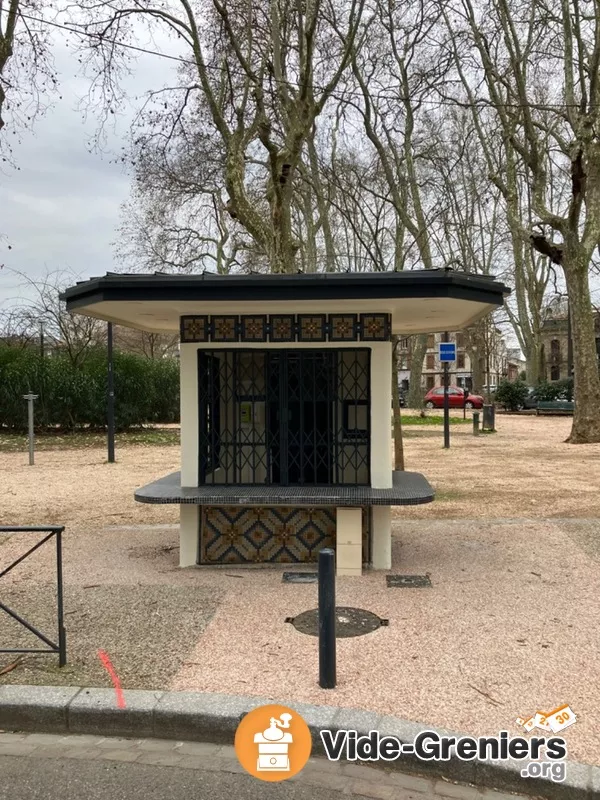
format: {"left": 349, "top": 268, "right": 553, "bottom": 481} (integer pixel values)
{"left": 74, "top": 0, "right": 367, "bottom": 274}
{"left": 3, "top": 0, "right": 595, "bottom": 441}
{"left": 441, "top": 0, "right": 600, "bottom": 442}
{"left": 0, "top": 1, "right": 56, "bottom": 154}
{"left": 113, "top": 326, "right": 179, "bottom": 360}
{"left": 2, "top": 268, "right": 105, "bottom": 366}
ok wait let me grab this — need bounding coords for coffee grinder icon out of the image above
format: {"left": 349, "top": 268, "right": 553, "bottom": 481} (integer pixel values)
{"left": 254, "top": 713, "right": 293, "bottom": 771}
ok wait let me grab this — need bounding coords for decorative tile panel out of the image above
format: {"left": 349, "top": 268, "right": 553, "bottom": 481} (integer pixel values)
{"left": 200, "top": 505, "right": 337, "bottom": 564}
{"left": 180, "top": 315, "right": 209, "bottom": 343}
{"left": 180, "top": 313, "right": 392, "bottom": 343}
{"left": 298, "top": 314, "right": 327, "bottom": 342}
{"left": 269, "top": 315, "right": 296, "bottom": 342}
{"left": 360, "top": 313, "right": 391, "bottom": 341}
{"left": 211, "top": 316, "right": 239, "bottom": 342}
{"left": 329, "top": 314, "right": 358, "bottom": 342}
{"left": 240, "top": 315, "right": 268, "bottom": 342}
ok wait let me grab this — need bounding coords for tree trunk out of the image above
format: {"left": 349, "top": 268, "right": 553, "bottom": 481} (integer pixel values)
{"left": 268, "top": 172, "right": 299, "bottom": 274}
{"left": 307, "top": 133, "right": 337, "bottom": 272}
{"left": 391, "top": 336, "right": 405, "bottom": 470}
{"left": 564, "top": 254, "right": 600, "bottom": 443}
{"left": 407, "top": 334, "right": 427, "bottom": 408}
{"left": 465, "top": 323, "right": 485, "bottom": 393}
{"left": 300, "top": 184, "right": 318, "bottom": 273}
{"left": 467, "top": 347, "right": 485, "bottom": 394}
{"left": 538, "top": 343, "right": 546, "bottom": 383}
{"left": 525, "top": 343, "right": 540, "bottom": 385}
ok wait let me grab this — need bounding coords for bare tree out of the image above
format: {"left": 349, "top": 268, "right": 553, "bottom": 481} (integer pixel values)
{"left": 0, "top": 304, "right": 39, "bottom": 347}
{"left": 0, "top": 2, "right": 56, "bottom": 153}
{"left": 4, "top": 268, "right": 105, "bottom": 366}
{"left": 113, "top": 325, "right": 179, "bottom": 359}
{"left": 441, "top": 0, "right": 600, "bottom": 442}
{"left": 347, "top": 0, "right": 457, "bottom": 407}
{"left": 73, "top": 0, "right": 367, "bottom": 274}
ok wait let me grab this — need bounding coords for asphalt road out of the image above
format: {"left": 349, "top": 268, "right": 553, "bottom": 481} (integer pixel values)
{"left": 0, "top": 732, "right": 534, "bottom": 800}
{"left": 0, "top": 756, "right": 346, "bottom": 800}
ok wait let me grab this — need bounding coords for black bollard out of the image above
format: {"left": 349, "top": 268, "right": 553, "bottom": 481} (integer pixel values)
{"left": 473, "top": 411, "right": 480, "bottom": 435}
{"left": 318, "top": 548, "right": 336, "bottom": 689}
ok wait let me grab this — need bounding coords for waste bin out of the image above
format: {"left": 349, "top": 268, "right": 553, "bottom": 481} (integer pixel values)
{"left": 482, "top": 404, "right": 495, "bottom": 431}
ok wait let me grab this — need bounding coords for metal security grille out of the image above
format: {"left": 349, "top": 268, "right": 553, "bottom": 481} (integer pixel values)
{"left": 198, "top": 348, "right": 370, "bottom": 486}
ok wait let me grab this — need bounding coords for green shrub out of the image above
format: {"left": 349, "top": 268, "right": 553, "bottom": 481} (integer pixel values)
{"left": 554, "top": 378, "right": 574, "bottom": 401}
{"left": 0, "top": 344, "right": 180, "bottom": 431}
{"left": 494, "top": 379, "right": 530, "bottom": 411}
{"left": 532, "top": 380, "right": 557, "bottom": 402}
{"left": 533, "top": 378, "right": 573, "bottom": 402}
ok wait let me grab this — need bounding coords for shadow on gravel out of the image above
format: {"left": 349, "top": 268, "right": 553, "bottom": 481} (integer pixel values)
{"left": 0, "top": 583, "right": 222, "bottom": 689}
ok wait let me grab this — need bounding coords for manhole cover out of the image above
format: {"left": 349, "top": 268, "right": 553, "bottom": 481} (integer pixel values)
{"left": 282, "top": 572, "right": 318, "bottom": 584}
{"left": 386, "top": 574, "right": 432, "bottom": 588}
{"left": 286, "top": 606, "right": 388, "bottom": 637}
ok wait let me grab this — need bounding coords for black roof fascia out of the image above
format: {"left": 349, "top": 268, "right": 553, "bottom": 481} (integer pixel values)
{"left": 61, "top": 271, "right": 510, "bottom": 311}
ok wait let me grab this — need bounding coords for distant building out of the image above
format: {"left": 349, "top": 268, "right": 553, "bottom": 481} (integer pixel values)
{"left": 397, "top": 331, "right": 513, "bottom": 391}
{"left": 539, "top": 312, "right": 600, "bottom": 381}
{"left": 505, "top": 348, "right": 526, "bottom": 381}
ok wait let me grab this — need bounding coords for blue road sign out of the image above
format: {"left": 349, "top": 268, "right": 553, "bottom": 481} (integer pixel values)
{"left": 439, "top": 342, "right": 456, "bottom": 362}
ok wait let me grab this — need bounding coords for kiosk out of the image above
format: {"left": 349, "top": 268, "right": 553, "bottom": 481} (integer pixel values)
{"left": 62, "top": 270, "right": 509, "bottom": 575}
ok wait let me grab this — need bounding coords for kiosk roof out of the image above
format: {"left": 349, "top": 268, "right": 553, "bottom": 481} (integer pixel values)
{"left": 61, "top": 269, "right": 510, "bottom": 334}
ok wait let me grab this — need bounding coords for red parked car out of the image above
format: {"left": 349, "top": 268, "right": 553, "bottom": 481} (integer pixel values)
{"left": 424, "top": 386, "right": 484, "bottom": 409}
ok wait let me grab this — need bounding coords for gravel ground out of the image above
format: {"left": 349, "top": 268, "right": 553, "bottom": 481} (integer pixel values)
{"left": 0, "top": 523, "right": 222, "bottom": 687}
{"left": 0, "top": 414, "right": 596, "bottom": 527}
{"left": 1, "top": 414, "right": 599, "bottom": 766}
{"left": 396, "top": 411, "right": 600, "bottom": 519}
{"left": 0, "top": 582, "right": 220, "bottom": 689}
{"left": 165, "top": 516, "right": 600, "bottom": 768}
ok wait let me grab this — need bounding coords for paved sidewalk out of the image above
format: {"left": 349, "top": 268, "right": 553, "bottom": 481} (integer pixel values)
{"left": 0, "top": 732, "right": 533, "bottom": 799}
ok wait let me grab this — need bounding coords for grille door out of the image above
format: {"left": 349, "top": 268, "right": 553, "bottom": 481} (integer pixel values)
{"left": 198, "top": 348, "right": 370, "bottom": 485}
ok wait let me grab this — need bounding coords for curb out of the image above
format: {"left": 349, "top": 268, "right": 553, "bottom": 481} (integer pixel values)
{"left": 0, "top": 685, "right": 597, "bottom": 799}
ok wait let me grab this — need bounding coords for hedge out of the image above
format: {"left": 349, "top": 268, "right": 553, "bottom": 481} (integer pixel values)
{"left": 494, "top": 379, "right": 529, "bottom": 411}
{"left": 533, "top": 378, "right": 574, "bottom": 402}
{"left": 0, "top": 345, "right": 180, "bottom": 431}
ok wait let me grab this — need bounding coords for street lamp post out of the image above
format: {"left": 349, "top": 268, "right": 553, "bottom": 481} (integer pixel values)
{"left": 442, "top": 331, "right": 450, "bottom": 449}
{"left": 107, "top": 322, "right": 115, "bottom": 463}
{"left": 23, "top": 393, "right": 39, "bottom": 465}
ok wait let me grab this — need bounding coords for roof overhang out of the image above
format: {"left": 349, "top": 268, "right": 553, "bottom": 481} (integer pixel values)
{"left": 60, "top": 270, "right": 511, "bottom": 335}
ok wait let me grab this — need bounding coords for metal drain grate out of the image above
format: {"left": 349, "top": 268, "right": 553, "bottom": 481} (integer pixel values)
{"left": 386, "top": 574, "right": 432, "bottom": 588}
{"left": 286, "top": 606, "right": 388, "bottom": 637}
{"left": 282, "top": 572, "right": 318, "bottom": 583}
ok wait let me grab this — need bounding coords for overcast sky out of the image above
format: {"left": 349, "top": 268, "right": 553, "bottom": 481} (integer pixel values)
{"left": 0, "top": 25, "right": 179, "bottom": 309}
{"left": 2, "top": 18, "right": 598, "bottom": 352}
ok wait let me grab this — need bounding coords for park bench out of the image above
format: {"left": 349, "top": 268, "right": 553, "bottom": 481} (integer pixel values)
{"left": 536, "top": 401, "right": 574, "bottom": 415}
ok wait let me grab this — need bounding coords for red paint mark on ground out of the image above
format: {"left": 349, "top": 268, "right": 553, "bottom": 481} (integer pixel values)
{"left": 97, "top": 649, "right": 126, "bottom": 709}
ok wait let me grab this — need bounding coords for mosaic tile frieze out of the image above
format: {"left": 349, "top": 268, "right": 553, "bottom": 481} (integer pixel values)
{"left": 180, "top": 315, "right": 209, "bottom": 343}
{"left": 200, "top": 505, "right": 336, "bottom": 564}
{"left": 200, "top": 504, "right": 371, "bottom": 565}
{"left": 297, "top": 314, "right": 327, "bottom": 342}
{"left": 360, "top": 313, "right": 391, "bottom": 341}
{"left": 181, "top": 314, "right": 391, "bottom": 343}
{"left": 240, "top": 315, "right": 268, "bottom": 342}
{"left": 211, "top": 316, "right": 239, "bottom": 342}
{"left": 329, "top": 314, "right": 358, "bottom": 341}
{"left": 269, "top": 315, "right": 296, "bottom": 342}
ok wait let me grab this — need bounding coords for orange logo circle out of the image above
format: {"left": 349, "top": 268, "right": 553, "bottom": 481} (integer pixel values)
{"left": 234, "top": 704, "right": 312, "bottom": 781}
